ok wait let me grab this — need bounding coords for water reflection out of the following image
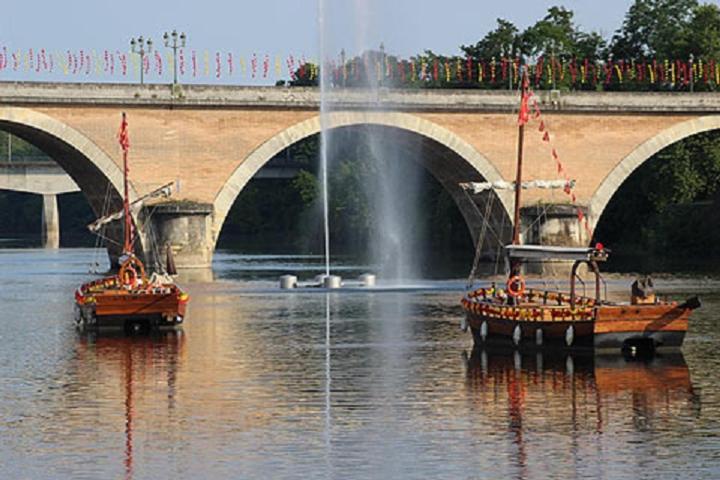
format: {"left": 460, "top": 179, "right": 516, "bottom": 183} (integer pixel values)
{"left": 75, "top": 332, "right": 185, "bottom": 480}
{"left": 465, "top": 349, "right": 699, "bottom": 479}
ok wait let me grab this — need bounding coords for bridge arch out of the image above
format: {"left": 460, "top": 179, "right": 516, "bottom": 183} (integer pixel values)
{"left": 0, "top": 106, "right": 137, "bottom": 259}
{"left": 590, "top": 115, "right": 720, "bottom": 229}
{"left": 213, "top": 111, "right": 513, "bottom": 247}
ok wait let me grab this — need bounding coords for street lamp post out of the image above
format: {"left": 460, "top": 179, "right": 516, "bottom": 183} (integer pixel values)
{"left": 550, "top": 40, "right": 557, "bottom": 90}
{"left": 339, "top": 48, "right": 346, "bottom": 87}
{"left": 689, "top": 53, "right": 694, "bottom": 93}
{"left": 504, "top": 45, "right": 513, "bottom": 90}
{"left": 163, "top": 30, "right": 186, "bottom": 85}
{"left": 130, "top": 36, "right": 153, "bottom": 85}
{"left": 378, "top": 42, "right": 385, "bottom": 87}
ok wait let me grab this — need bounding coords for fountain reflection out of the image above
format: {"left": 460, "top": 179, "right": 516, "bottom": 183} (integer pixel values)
{"left": 465, "top": 348, "right": 699, "bottom": 478}
{"left": 75, "top": 332, "right": 185, "bottom": 480}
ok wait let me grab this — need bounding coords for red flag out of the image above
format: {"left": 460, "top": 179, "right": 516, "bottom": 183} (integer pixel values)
{"left": 557, "top": 161, "right": 563, "bottom": 174}
{"left": 577, "top": 209, "right": 584, "bottom": 221}
{"left": 532, "top": 100, "right": 541, "bottom": 119}
{"left": 118, "top": 113, "right": 129, "bottom": 152}
{"left": 517, "top": 93, "right": 530, "bottom": 125}
{"left": 542, "top": 131, "right": 550, "bottom": 142}
{"left": 538, "top": 120, "right": 545, "bottom": 132}
{"left": 552, "top": 148, "right": 558, "bottom": 159}
{"left": 571, "top": 193, "right": 576, "bottom": 203}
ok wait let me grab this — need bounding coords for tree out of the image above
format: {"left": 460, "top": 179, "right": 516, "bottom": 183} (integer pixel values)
{"left": 520, "top": 7, "right": 578, "bottom": 60}
{"left": 461, "top": 19, "right": 520, "bottom": 60}
{"left": 608, "top": 0, "right": 699, "bottom": 59}
{"left": 648, "top": 131, "right": 720, "bottom": 210}
{"left": 574, "top": 31, "right": 607, "bottom": 61}
{"left": 675, "top": 3, "right": 720, "bottom": 59}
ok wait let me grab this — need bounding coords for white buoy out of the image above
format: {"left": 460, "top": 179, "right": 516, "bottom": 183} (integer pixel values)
{"left": 566, "top": 355, "right": 575, "bottom": 375}
{"left": 513, "top": 325, "right": 522, "bottom": 346}
{"left": 460, "top": 316, "right": 468, "bottom": 332}
{"left": 535, "top": 328, "right": 543, "bottom": 346}
{"left": 323, "top": 275, "right": 342, "bottom": 289}
{"left": 359, "top": 273, "right": 376, "bottom": 287}
{"left": 480, "top": 321, "right": 488, "bottom": 341}
{"left": 565, "top": 325, "right": 575, "bottom": 347}
{"left": 279, "top": 275, "right": 297, "bottom": 289}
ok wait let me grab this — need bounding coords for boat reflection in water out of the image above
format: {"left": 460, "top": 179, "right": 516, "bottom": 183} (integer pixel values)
{"left": 464, "top": 348, "right": 700, "bottom": 478}
{"left": 75, "top": 331, "right": 185, "bottom": 480}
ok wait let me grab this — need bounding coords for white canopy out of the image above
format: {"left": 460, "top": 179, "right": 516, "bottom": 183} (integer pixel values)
{"left": 87, "top": 181, "right": 174, "bottom": 233}
{"left": 460, "top": 179, "right": 575, "bottom": 194}
{"left": 505, "top": 244, "right": 608, "bottom": 262}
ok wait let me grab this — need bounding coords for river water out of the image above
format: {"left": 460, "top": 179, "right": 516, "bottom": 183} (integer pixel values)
{"left": 1, "top": 248, "right": 719, "bottom": 479}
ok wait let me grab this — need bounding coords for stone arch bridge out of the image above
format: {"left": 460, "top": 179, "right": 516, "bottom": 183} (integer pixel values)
{"left": 0, "top": 82, "right": 718, "bottom": 268}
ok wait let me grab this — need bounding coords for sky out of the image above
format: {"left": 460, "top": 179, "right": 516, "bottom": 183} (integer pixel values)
{"left": 0, "top": 0, "right": 636, "bottom": 84}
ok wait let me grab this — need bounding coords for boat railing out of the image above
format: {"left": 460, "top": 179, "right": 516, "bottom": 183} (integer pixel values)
{"left": 467, "top": 286, "right": 599, "bottom": 308}
{"left": 570, "top": 260, "right": 602, "bottom": 309}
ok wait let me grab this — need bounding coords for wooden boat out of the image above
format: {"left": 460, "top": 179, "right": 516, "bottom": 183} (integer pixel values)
{"left": 460, "top": 72, "right": 699, "bottom": 352}
{"left": 75, "top": 113, "right": 189, "bottom": 332}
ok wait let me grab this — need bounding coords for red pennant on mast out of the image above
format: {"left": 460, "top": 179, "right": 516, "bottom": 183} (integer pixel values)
{"left": 517, "top": 93, "right": 530, "bottom": 126}
{"left": 118, "top": 113, "right": 130, "bottom": 153}
{"left": 518, "top": 72, "right": 531, "bottom": 126}
{"left": 118, "top": 112, "right": 133, "bottom": 254}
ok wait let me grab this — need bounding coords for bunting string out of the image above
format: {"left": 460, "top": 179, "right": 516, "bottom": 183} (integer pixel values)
{"left": 0, "top": 45, "right": 717, "bottom": 92}
{"left": 526, "top": 93, "right": 594, "bottom": 240}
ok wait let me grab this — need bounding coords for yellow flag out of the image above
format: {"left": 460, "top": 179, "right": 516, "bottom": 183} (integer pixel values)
{"left": 93, "top": 50, "right": 102, "bottom": 75}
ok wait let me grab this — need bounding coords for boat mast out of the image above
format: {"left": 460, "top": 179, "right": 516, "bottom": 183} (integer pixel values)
{"left": 511, "top": 68, "right": 529, "bottom": 275}
{"left": 120, "top": 112, "right": 132, "bottom": 255}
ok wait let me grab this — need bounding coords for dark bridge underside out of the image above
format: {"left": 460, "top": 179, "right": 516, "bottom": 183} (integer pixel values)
{"left": 0, "top": 121, "right": 133, "bottom": 264}
{"left": 349, "top": 124, "right": 512, "bottom": 255}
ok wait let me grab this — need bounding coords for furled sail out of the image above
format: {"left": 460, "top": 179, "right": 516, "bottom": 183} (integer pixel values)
{"left": 87, "top": 181, "right": 174, "bottom": 233}
{"left": 460, "top": 179, "right": 575, "bottom": 194}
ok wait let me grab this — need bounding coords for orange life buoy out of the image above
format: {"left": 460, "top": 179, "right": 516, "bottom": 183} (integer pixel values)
{"left": 506, "top": 275, "right": 526, "bottom": 298}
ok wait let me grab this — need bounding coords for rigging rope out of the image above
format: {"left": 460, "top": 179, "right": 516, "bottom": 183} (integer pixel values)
{"left": 465, "top": 189, "right": 499, "bottom": 289}
{"left": 90, "top": 181, "right": 113, "bottom": 273}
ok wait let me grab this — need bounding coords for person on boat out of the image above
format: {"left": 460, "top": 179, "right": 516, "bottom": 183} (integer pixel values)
{"left": 122, "top": 264, "right": 142, "bottom": 290}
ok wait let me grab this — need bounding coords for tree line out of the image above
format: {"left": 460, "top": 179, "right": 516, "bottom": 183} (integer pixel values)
{"left": 288, "top": 1, "right": 720, "bottom": 92}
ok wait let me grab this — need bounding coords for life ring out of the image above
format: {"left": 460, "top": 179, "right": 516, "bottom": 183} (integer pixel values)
{"left": 123, "top": 265, "right": 137, "bottom": 286}
{"left": 506, "top": 275, "right": 526, "bottom": 298}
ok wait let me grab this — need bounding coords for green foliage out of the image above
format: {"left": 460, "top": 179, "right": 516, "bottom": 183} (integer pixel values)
{"left": 609, "top": 0, "right": 699, "bottom": 58}
{"left": 520, "top": 6, "right": 581, "bottom": 59}
{"left": 0, "top": 132, "right": 50, "bottom": 160}
{"left": 595, "top": 130, "right": 720, "bottom": 260}
{"left": 293, "top": 170, "right": 319, "bottom": 205}
{"left": 286, "top": 2, "right": 719, "bottom": 92}
{"left": 461, "top": 19, "right": 520, "bottom": 60}
{"left": 676, "top": 4, "right": 720, "bottom": 59}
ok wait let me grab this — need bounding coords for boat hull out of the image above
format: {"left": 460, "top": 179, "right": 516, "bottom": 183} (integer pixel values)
{"left": 76, "top": 292, "right": 188, "bottom": 332}
{"left": 463, "top": 297, "right": 692, "bottom": 352}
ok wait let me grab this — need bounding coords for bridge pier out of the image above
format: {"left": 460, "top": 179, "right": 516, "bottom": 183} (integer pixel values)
{"left": 145, "top": 201, "right": 215, "bottom": 269}
{"left": 41, "top": 193, "right": 60, "bottom": 249}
